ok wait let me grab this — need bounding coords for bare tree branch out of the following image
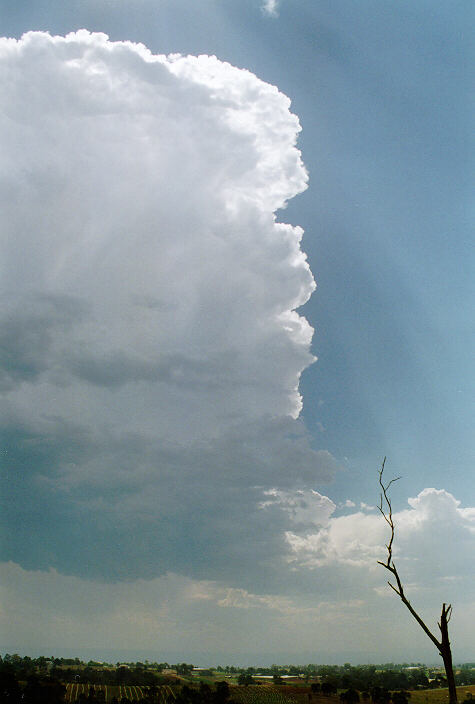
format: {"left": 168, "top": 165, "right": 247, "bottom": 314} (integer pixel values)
{"left": 377, "top": 459, "right": 458, "bottom": 704}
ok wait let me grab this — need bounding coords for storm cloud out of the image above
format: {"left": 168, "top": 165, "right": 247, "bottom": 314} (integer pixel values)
{"left": 0, "top": 30, "right": 334, "bottom": 584}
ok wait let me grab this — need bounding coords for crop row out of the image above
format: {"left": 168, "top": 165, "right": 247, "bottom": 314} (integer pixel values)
{"left": 231, "top": 686, "right": 299, "bottom": 704}
{"left": 65, "top": 683, "right": 176, "bottom": 702}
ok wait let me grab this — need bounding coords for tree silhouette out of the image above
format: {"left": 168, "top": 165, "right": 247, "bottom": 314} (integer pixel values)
{"left": 340, "top": 688, "right": 360, "bottom": 704}
{"left": 377, "top": 458, "right": 458, "bottom": 704}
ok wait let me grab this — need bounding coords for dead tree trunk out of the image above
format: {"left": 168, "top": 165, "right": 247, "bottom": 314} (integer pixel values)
{"left": 439, "top": 603, "right": 458, "bottom": 704}
{"left": 377, "top": 459, "right": 457, "bottom": 704}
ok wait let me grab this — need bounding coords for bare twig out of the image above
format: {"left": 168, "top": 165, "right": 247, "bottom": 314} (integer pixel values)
{"left": 377, "top": 456, "right": 401, "bottom": 570}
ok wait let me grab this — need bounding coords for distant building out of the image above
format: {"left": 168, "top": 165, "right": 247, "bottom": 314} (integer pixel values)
{"left": 254, "top": 675, "right": 302, "bottom": 681}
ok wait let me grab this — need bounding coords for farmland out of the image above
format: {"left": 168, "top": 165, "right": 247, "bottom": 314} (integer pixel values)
{"left": 2, "top": 655, "right": 474, "bottom": 704}
{"left": 231, "top": 685, "right": 300, "bottom": 704}
{"left": 232, "top": 687, "right": 475, "bottom": 704}
{"left": 62, "top": 683, "right": 475, "bottom": 704}
{"left": 409, "top": 688, "right": 475, "bottom": 704}
{"left": 64, "top": 683, "right": 176, "bottom": 702}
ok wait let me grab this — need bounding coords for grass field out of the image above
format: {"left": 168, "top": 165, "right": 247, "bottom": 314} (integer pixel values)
{"left": 409, "top": 687, "right": 475, "bottom": 704}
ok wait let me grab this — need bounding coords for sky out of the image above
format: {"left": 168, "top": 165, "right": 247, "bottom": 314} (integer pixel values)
{"left": 0, "top": 0, "right": 473, "bottom": 666}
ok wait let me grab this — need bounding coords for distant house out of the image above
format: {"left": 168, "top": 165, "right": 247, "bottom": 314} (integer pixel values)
{"left": 254, "top": 675, "right": 302, "bottom": 681}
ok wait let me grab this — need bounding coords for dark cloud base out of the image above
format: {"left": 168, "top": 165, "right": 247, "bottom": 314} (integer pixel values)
{"left": 1, "top": 417, "right": 338, "bottom": 585}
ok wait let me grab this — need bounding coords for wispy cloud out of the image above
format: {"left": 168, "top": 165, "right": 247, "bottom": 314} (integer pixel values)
{"left": 261, "top": 0, "right": 280, "bottom": 18}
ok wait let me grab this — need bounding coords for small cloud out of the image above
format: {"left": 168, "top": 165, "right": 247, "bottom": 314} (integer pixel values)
{"left": 360, "top": 502, "right": 377, "bottom": 511}
{"left": 217, "top": 587, "right": 293, "bottom": 612}
{"left": 259, "top": 486, "right": 336, "bottom": 527}
{"left": 261, "top": 0, "right": 280, "bottom": 17}
{"left": 438, "top": 575, "right": 463, "bottom": 583}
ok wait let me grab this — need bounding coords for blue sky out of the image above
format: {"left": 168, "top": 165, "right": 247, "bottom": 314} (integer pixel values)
{"left": 0, "top": 0, "right": 473, "bottom": 664}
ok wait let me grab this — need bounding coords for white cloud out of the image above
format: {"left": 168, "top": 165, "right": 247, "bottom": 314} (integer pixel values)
{"left": 0, "top": 30, "right": 312, "bottom": 430}
{"left": 360, "top": 501, "right": 377, "bottom": 511}
{"left": 216, "top": 586, "right": 364, "bottom": 621}
{"left": 285, "top": 487, "right": 475, "bottom": 585}
{"left": 0, "top": 31, "right": 335, "bottom": 585}
{"left": 285, "top": 511, "right": 385, "bottom": 568}
{"left": 261, "top": 0, "right": 280, "bottom": 18}
{"left": 259, "top": 485, "right": 337, "bottom": 526}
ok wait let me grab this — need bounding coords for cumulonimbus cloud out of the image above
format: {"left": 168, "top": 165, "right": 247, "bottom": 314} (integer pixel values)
{"left": 0, "top": 30, "right": 333, "bottom": 583}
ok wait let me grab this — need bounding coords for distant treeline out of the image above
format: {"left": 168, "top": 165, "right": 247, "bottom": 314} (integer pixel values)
{"left": 218, "top": 664, "right": 475, "bottom": 677}
{"left": 0, "top": 655, "right": 172, "bottom": 687}
{"left": 1, "top": 653, "right": 474, "bottom": 693}
{"left": 224, "top": 664, "right": 475, "bottom": 690}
